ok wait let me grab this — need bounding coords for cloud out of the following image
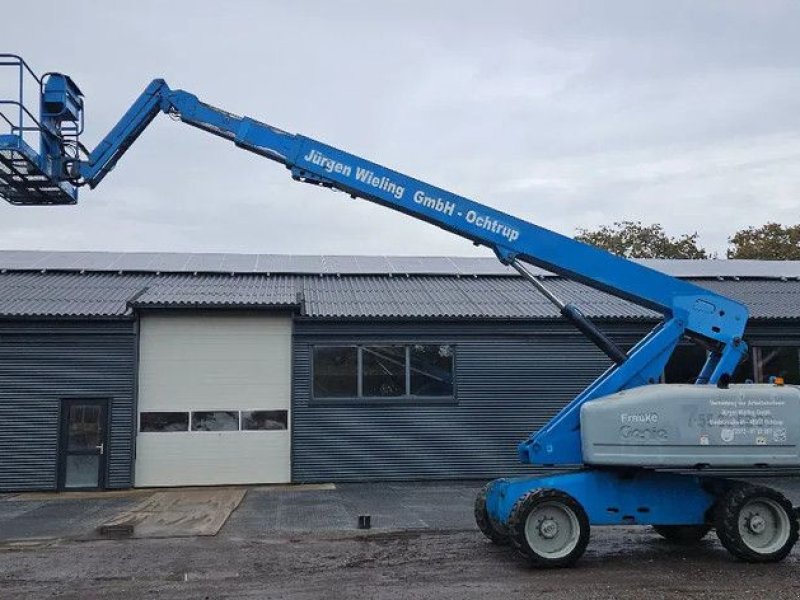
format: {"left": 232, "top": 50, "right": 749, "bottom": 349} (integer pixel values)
{"left": 1, "top": 1, "right": 799, "bottom": 258}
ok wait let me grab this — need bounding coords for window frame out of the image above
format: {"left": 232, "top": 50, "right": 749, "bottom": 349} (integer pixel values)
{"left": 138, "top": 410, "right": 291, "bottom": 433}
{"left": 240, "top": 409, "right": 290, "bottom": 431}
{"left": 310, "top": 342, "right": 457, "bottom": 405}
{"left": 752, "top": 344, "right": 800, "bottom": 384}
{"left": 662, "top": 342, "right": 710, "bottom": 384}
{"left": 139, "top": 411, "right": 190, "bottom": 433}
{"left": 189, "top": 410, "right": 241, "bottom": 432}
{"left": 360, "top": 344, "right": 408, "bottom": 398}
{"left": 661, "top": 342, "right": 800, "bottom": 385}
{"left": 311, "top": 344, "right": 360, "bottom": 399}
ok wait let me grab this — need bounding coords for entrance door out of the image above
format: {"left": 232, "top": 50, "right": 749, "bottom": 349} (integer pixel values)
{"left": 58, "top": 399, "right": 108, "bottom": 490}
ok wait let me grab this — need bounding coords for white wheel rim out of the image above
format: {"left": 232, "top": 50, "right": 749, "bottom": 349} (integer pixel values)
{"left": 738, "top": 497, "right": 791, "bottom": 555}
{"left": 524, "top": 500, "right": 581, "bottom": 559}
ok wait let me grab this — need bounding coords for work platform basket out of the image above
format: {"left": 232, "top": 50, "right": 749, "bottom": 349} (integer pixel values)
{"left": 0, "top": 54, "right": 79, "bottom": 205}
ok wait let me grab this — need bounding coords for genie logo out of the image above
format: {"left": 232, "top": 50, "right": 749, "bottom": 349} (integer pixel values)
{"left": 620, "top": 425, "right": 668, "bottom": 441}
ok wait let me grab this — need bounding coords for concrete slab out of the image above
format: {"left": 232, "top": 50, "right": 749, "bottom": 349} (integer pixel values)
{"left": 222, "top": 481, "right": 483, "bottom": 538}
{"left": 224, "top": 478, "right": 800, "bottom": 537}
{"left": 0, "top": 496, "right": 140, "bottom": 543}
{"left": 100, "top": 488, "right": 246, "bottom": 538}
{"left": 6, "top": 488, "right": 153, "bottom": 502}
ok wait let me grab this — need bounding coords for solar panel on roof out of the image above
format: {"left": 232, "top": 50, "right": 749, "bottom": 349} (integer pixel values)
{"left": 220, "top": 254, "right": 258, "bottom": 272}
{"left": 0, "top": 250, "right": 799, "bottom": 279}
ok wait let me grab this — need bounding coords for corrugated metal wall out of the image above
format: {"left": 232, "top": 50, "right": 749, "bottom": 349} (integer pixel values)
{"left": 0, "top": 320, "right": 136, "bottom": 491}
{"left": 291, "top": 320, "right": 649, "bottom": 482}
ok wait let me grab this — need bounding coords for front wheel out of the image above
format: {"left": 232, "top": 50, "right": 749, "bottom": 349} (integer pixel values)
{"left": 508, "top": 488, "right": 590, "bottom": 568}
{"left": 715, "top": 485, "right": 798, "bottom": 563}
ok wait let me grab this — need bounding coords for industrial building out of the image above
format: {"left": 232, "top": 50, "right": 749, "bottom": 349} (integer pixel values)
{"left": 1, "top": 250, "right": 799, "bottom": 492}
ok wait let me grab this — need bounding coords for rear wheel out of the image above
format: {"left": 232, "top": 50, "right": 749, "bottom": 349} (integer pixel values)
{"left": 508, "top": 488, "right": 590, "bottom": 568}
{"left": 474, "top": 482, "right": 509, "bottom": 545}
{"left": 715, "top": 485, "right": 798, "bottom": 563}
{"left": 652, "top": 524, "right": 712, "bottom": 543}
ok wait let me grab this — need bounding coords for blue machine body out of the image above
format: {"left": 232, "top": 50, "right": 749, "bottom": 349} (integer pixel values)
{"left": 486, "top": 470, "right": 716, "bottom": 527}
{"left": 0, "top": 57, "right": 754, "bottom": 528}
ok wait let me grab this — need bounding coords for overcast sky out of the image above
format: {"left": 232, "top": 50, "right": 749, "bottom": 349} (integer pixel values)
{"left": 2, "top": 1, "right": 799, "bottom": 258}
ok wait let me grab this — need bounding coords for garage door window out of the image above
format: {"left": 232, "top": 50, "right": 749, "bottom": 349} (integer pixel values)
{"left": 242, "top": 410, "right": 288, "bottom": 430}
{"left": 140, "top": 412, "right": 189, "bottom": 432}
{"left": 141, "top": 410, "right": 289, "bottom": 433}
{"left": 312, "top": 344, "right": 455, "bottom": 402}
{"left": 191, "top": 411, "right": 239, "bottom": 432}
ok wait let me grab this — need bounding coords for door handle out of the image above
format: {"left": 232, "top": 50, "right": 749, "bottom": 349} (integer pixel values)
{"left": 96, "top": 443, "right": 104, "bottom": 455}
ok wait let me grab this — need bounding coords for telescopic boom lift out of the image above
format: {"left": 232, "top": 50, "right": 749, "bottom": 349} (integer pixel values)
{"left": 1, "top": 55, "right": 798, "bottom": 566}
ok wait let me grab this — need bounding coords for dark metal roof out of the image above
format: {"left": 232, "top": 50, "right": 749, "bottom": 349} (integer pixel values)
{"left": 691, "top": 279, "right": 800, "bottom": 321}
{"left": 1, "top": 268, "right": 799, "bottom": 321}
{"left": 137, "top": 274, "right": 299, "bottom": 309}
{"left": 2, "top": 250, "right": 800, "bottom": 279}
{"left": 299, "top": 275, "right": 655, "bottom": 320}
{"left": 0, "top": 272, "right": 150, "bottom": 317}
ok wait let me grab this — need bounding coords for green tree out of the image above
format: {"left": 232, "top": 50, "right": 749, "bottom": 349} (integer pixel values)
{"left": 575, "top": 221, "right": 709, "bottom": 259}
{"left": 727, "top": 222, "right": 800, "bottom": 260}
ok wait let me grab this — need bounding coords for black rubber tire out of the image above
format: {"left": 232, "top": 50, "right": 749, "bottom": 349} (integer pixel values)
{"left": 508, "top": 488, "right": 590, "bottom": 568}
{"left": 714, "top": 485, "right": 798, "bottom": 563}
{"left": 652, "top": 524, "right": 712, "bottom": 544}
{"left": 474, "top": 482, "right": 509, "bottom": 545}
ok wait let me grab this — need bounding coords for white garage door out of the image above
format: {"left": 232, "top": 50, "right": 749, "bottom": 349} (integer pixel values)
{"left": 135, "top": 313, "right": 292, "bottom": 487}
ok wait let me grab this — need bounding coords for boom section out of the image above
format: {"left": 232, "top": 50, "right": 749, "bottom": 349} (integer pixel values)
{"left": 157, "top": 89, "right": 748, "bottom": 351}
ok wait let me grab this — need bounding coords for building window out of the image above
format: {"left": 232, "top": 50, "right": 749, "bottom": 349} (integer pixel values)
{"left": 312, "top": 344, "right": 455, "bottom": 400}
{"left": 664, "top": 344, "right": 708, "bottom": 383}
{"left": 313, "top": 346, "right": 358, "bottom": 397}
{"left": 754, "top": 346, "right": 800, "bottom": 384}
{"left": 410, "top": 344, "right": 455, "bottom": 396}
{"left": 731, "top": 349, "right": 753, "bottom": 383}
{"left": 663, "top": 344, "right": 800, "bottom": 385}
{"left": 140, "top": 412, "right": 189, "bottom": 432}
{"left": 242, "top": 410, "right": 288, "bottom": 430}
{"left": 362, "top": 346, "right": 406, "bottom": 397}
{"left": 191, "top": 411, "right": 239, "bottom": 432}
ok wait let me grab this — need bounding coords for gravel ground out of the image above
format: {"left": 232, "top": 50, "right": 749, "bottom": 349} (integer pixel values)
{"left": 2, "top": 526, "right": 800, "bottom": 599}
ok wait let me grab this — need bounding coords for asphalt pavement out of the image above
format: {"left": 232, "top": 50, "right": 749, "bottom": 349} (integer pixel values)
{"left": 3, "top": 477, "right": 800, "bottom": 599}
